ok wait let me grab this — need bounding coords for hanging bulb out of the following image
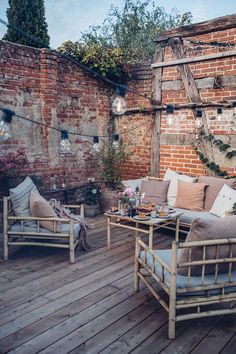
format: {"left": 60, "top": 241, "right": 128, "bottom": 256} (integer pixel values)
{"left": 216, "top": 107, "right": 223, "bottom": 121}
{"left": 113, "top": 134, "right": 120, "bottom": 148}
{"left": 195, "top": 109, "right": 203, "bottom": 128}
{"left": 112, "top": 86, "right": 126, "bottom": 115}
{"left": 60, "top": 130, "right": 71, "bottom": 153}
{"left": 166, "top": 105, "right": 175, "bottom": 126}
{"left": 0, "top": 108, "right": 14, "bottom": 141}
{"left": 93, "top": 136, "right": 100, "bottom": 151}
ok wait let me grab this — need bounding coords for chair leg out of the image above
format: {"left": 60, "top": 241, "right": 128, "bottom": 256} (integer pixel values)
{"left": 69, "top": 221, "right": 75, "bottom": 264}
{"left": 168, "top": 313, "right": 176, "bottom": 339}
{"left": 134, "top": 238, "right": 141, "bottom": 291}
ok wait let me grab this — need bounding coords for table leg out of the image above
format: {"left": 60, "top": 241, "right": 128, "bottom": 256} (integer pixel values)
{"left": 135, "top": 222, "right": 139, "bottom": 238}
{"left": 175, "top": 215, "right": 180, "bottom": 242}
{"left": 107, "top": 216, "right": 111, "bottom": 250}
{"left": 149, "top": 225, "right": 154, "bottom": 249}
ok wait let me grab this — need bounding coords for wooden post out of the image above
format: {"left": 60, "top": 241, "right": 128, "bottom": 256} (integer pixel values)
{"left": 148, "top": 224, "right": 154, "bottom": 249}
{"left": 169, "top": 37, "right": 215, "bottom": 173}
{"left": 151, "top": 48, "right": 163, "bottom": 177}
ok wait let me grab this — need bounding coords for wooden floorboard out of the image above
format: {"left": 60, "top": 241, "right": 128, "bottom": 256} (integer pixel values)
{"left": 0, "top": 215, "right": 235, "bottom": 354}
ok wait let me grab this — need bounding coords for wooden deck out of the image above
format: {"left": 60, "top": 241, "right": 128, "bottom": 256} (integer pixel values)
{"left": 0, "top": 215, "right": 236, "bottom": 354}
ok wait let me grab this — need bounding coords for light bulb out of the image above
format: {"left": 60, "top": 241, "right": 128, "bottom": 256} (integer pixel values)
{"left": 166, "top": 105, "right": 175, "bottom": 126}
{"left": 0, "top": 119, "right": 12, "bottom": 141}
{"left": 195, "top": 110, "right": 203, "bottom": 128}
{"left": 93, "top": 136, "right": 100, "bottom": 151}
{"left": 0, "top": 108, "right": 14, "bottom": 141}
{"left": 113, "top": 134, "right": 119, "bottom": 148}
{"left": 216, "top": 107, "right": 223, "bottom": 121}
{"left": 60, "top": 130, "right": 71, "bottom": 153}
{"left": 112, "top": 96, "right": 126, "bottom": 115}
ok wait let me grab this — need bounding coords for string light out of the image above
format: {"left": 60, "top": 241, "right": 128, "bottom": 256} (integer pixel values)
{"left": 93, "top": 136, "right": 100, "bottom": 151}
{"left": 112, "top": 86, "right": 126, "bottom": 115}
{"left": 195, "top": 109, "right": 203, "bottom": 128}
{"left": 113, "top": 134, "right": 120, "bottom": 148}
{"left": 0, "top": 108, "right": 14, "bottom": 141}
{"left": 166, "top": 105, "right": 175, "bottom": 126}
{"left": 216, "top": 107, "right": 223, "bottom": 121}
{"left": 60, "top": 130, "right": 71, "bottom": 153}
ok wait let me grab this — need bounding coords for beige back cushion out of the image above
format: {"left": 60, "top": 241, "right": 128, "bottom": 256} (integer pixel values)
{"left": 175, "top": 180, "right": 207, "bottom": 211}
{"left": 197, "top": 176, "right": 236, "bottom": 211}
{"left": 179, "top": 216, "right": 236, "bottom": 275}
{"left": 30, "top": 191, "right": 59, "bottom": 232}
{"left": 140, "top": 179, "right": 170, "bottom": 205}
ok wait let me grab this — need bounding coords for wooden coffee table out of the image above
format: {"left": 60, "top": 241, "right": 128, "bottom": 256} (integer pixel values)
{"left": 105, "top": 211, "right": 182, "bottom": 249}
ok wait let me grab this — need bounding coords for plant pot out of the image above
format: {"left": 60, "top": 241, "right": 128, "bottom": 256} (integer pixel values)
{"left": 99, "top": 188, "right": 117, "bottom": 213}
{"left": 2, "top": 176, "right": 25, "bottom": 195}
{"left": 84, "top": 204, "right": 99, "bottom": 217}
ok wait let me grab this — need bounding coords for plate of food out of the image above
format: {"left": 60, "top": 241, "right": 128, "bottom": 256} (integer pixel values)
{"left": 168, "top": 208, "right": 175, "bottom": 213}
{"left": 157, "top": 213, "right": 171, "bottom": 219}
{"left": 106, "top": 207, "right": 120, "bottom": 215}
{"left": 133, "top": 215, "right": 150, "bottom": 221}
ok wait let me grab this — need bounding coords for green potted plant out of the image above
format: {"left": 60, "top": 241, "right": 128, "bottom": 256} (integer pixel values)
{"left": 83, "top": 178, "right": 101, "bottom": 217}
{"left": 95, "top": 140, "right": 130, "bottom": 212}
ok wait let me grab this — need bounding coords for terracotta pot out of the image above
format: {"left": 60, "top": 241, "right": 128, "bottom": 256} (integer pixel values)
{"left": 84, "top": 204, "right": 99, "bottom": 217}
{"left": 99, "top": 188, "right": 117, "bottom": 213}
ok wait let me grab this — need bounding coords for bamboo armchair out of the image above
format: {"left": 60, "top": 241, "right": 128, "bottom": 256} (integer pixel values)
{"left": 134, "top": 237, "right": 236, "bottom": 339}
{"left": 3, "top": 196, "right": 85, "bottom": 264}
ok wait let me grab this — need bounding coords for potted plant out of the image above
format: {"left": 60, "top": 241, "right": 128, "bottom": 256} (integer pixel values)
{"left": 83, "top": 178, "right": 101, "bottom": 217}
{"left": 0, "top": 147, "right": 28, "bottom": 192}
{"left": 95, "top": 140, "right": 130, "bottom": 212}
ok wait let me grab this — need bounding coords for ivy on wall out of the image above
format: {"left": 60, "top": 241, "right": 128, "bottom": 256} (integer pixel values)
{"left": 200, "top": 132, "right": 236, "bottom": 158}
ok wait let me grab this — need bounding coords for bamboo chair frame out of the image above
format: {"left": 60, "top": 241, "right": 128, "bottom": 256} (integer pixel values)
{"left": 3, "top": 196, "right": 85, "bottom": 264}
{"left": 134, "top": 237, "right": 236, "bottom": 339}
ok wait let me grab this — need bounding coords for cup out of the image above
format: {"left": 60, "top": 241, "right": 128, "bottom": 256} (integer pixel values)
{"left": 151, "top": 210, "right": 157, "bottom": 218}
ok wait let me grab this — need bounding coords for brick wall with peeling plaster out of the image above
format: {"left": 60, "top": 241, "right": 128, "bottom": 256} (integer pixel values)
{"left": 1, "top": 25, "right": 236, "bottom": 193}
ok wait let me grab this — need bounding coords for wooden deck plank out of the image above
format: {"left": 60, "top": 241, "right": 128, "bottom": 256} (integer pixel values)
{"left": 220, "top": 334, "right": 236, "bottom": 354}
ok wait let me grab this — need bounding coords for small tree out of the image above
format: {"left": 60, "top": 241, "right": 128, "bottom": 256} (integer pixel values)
{"left": 96, "top": 140, "right": 131, "bottom": 190}
{"left": 3, "top": 0, "right": 50, "bottom": 48}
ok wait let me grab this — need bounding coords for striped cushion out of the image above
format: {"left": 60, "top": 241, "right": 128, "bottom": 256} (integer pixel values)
{"left": 10, "top": 177, "right": 38, "bottom": 225}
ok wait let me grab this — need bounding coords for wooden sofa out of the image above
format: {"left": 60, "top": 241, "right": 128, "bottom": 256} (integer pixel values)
{"left": 3, "top": 196, "right": 85, "bottom": 264}
{"left": 135, "top": 235, "right": 236, "bottom": 339}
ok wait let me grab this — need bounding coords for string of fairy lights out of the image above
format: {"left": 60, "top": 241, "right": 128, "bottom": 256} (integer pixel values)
{"left": 0, "top": 17, "right": 236, "bottom": 154}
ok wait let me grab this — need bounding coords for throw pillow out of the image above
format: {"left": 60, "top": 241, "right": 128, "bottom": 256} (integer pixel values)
{"left": 209, "top": 184, "right": 236, "bottom": 218}
{"left": 30, "top": 191, "right": 60, "bottom": 232}
{"left": 140, "top": 179, "right": 170, "bottom": 205}
{"left": 163, "top": 168, "right": 195, "bottom": 207}
{"left": 175, "top": 180, "right": 207, "bottom": 211}
{"left": 178, "top": 216, "right": 236, "bottom": 275}
{"left": 122, "top": 178, "right": 144, "bottom": 192}
{"left": 197, "top": 176, "right": 236, "bottom": 211}
{"left": 9, "top": 176, "right": 38, "bottom": 226}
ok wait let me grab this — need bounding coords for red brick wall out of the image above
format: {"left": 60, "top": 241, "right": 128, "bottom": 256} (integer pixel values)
{"left": 0, "top": 41, "right": 111, "bottom": 189}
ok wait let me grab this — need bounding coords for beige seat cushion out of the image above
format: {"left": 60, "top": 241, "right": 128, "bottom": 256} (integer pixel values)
{"left": 197, "top": 176, "right": 236, "bottom": 211}
{"left": 175, "top": 180, "right": 207, "bottom": 211}
{"left": 179, "top": 216, "right": 236, "bottom": 275}
{"left": 30, "top": 191, "right": 60, "bottom": 232}
{"left": 140, "top": 179, "right": 170, "bottom": 205}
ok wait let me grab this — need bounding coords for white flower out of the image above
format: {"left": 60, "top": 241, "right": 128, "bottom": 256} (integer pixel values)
{"left": 91, "top": 177, "right": 95, "bottom": 182}
{"left": 92, "top": 189, "right": 97, "bottom": 194}
{"left": 87, "top": 177, "right": 92, "bottom": 182}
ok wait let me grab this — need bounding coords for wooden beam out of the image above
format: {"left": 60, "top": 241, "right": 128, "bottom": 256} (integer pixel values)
{"left": 155, "top": 14, "right": 236, "bottom": 42}
{"left": 151, "top": 48, "right": 163, "bottom": 177}
{"left": 169, "top": 37, "right": 216, "bottom": 171}
{"left": 151, "top": 49, "right": 236, "bottom": 69}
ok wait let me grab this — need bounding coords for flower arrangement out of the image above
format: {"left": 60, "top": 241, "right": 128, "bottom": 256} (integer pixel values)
{"left": 0, "top": 147, "right": 28, "bottom": 177}
{"left": 114, "top": 187, "right": 134, "bottom": 206}
{"left": 84, "top": 178, "right": 101, "bottom": 205}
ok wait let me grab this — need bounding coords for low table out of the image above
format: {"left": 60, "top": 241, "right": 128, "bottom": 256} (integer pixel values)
{"left": 105, "top": 211, "right": 182, "bottom": 249}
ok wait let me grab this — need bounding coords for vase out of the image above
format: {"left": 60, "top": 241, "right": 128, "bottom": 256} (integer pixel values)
{"left": 99, "top": 188, "right": 117, "bottom": 213}
{"left": 84, "top": 204, "right": 99, "bottom": 217}
{"left": 1, "top": 176, "right": 25, "bottom": 195}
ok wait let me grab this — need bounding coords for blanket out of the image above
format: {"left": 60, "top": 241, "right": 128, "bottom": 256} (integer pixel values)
{"left": 50, "top": 199, "right": 91, "bottom": 251}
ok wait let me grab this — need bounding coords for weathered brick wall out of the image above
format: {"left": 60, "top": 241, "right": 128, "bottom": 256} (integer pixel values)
{"left": 124, "top": 27, "right": 236, "bottom": 178}
{"left": 0, "top": 41, "right": 111, "bottom": 190}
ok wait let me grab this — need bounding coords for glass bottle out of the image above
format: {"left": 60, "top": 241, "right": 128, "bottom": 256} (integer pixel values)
{"left": 49, "top": 174, "right": 57, "bottom": 190}
{"left": 134, "top": 186, "right": 141, "bottom": 207}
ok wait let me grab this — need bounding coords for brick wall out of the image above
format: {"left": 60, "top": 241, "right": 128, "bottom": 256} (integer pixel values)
{"left": 0, "top": 41, "right": 111, "bottom": 190}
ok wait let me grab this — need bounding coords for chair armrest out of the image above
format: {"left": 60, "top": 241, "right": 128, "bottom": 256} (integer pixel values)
{"left": 7, "top": 216, "right": 69, "bottom": 223}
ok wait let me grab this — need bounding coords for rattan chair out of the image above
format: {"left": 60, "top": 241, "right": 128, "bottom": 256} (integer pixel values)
{"left": 134, "top": 237, "right": 236, "bottom": 339}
